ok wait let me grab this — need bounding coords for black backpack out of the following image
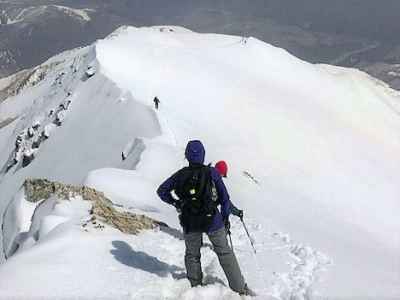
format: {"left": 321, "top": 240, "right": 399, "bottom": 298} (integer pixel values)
{"left": 175, "top": 165, "right": 218, "bottom": 232}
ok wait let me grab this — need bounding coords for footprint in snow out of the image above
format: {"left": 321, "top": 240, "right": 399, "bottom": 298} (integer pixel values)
{"left": 270, "top": 233, "right": 332, "bottom": 300}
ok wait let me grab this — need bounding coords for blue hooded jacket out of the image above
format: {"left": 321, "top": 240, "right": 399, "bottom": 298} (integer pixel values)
{"left": 157, "top": 140, "right": 230, "bottom": 233}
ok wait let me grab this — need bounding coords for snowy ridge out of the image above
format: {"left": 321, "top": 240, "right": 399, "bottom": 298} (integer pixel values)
{"left": 0, "top": 26, "right": 399, "bottom": 299}
{"left": 1, "top": 187, "right": 38, "bottom": 259}
{"left": 1, "top": 5, "right": 92, "bottom": 25}
{"left": 2, "top": 7, "right": 34, "bottom": 25}
{"left": 0, "top": 40, "right": 161, "bottom": 265}
{"left": 51, "top": 6, "right": 93, "bottom": 22}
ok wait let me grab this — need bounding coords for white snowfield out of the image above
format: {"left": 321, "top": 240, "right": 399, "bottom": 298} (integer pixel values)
{"left": 0, "top": 25, "right": 399, "bottom": 300}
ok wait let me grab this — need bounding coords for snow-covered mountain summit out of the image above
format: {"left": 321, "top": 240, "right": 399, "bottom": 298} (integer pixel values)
{"left": 0, "top": 26, "right": 399, "bottom": 299}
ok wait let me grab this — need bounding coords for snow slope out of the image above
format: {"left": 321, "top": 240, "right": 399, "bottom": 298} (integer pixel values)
{"left": 0, "top": 26, "right": 399, "bottom": 299}
{"left": 0, "top": 44, "right": 160, "bottom": 260}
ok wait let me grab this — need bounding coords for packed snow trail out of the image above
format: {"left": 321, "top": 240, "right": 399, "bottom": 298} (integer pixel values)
{"left": 0, "top": 186, "right": 330, "bottom": 300}
{"left": 83, "top": 168, "right": 332, "bottom": 299}
{"left": 95, "top": 26, "right": 400, "bottom": 298}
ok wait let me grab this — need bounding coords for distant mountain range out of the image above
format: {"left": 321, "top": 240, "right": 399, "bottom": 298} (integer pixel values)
{"left": 1, "top": 0, "right": 400, "bottom": 89}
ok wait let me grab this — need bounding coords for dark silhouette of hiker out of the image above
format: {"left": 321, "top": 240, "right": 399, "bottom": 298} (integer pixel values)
{"left": 153, "top": 97, "right": 160, "bottom": 110}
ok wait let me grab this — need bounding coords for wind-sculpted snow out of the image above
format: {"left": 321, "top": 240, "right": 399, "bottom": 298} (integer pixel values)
{"left": 0, "top": 42, "right": 161, "bottom": 262}
{"left": 2, "top": 178, "right": 160, "bottom": 259}
{"left": 1, "top": 187, "right": 38, "bottom": 259}
{"left": 0, "top": 26, "right": 399, "bottom": 299}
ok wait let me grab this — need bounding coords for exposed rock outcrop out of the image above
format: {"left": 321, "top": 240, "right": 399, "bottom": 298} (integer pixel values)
{"left": 23, "top": 178, "right": 158, "bottom": 234}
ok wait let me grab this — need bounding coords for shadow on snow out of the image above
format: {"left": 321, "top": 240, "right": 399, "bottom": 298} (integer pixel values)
{"left": 110, "top": 240, "right": 186, "bottom": 280}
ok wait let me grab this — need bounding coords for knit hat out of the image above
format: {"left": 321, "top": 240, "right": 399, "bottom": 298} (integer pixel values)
{"left": 215, "top": 160, "right": 228, "bottom": 177}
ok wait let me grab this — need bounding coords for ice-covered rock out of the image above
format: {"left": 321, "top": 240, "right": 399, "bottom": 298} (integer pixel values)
{"left": 41, "top": 123, "right": 56, "bottom": 139}
{"left": 85, "top": 66, "right": 96, "bottom": 77}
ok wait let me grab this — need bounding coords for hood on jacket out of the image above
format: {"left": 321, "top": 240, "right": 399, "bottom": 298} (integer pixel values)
{"left": 185, "top": 140, "right": 205, "bottom": 164}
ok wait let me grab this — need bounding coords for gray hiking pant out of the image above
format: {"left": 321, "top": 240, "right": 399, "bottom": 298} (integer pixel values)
{"left": 184, "top": 227, "right": 245, "bottom": 293}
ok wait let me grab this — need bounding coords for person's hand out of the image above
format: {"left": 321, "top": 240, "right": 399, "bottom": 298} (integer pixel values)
{"left": 238, "top": 210, "right": 244, "bottom": 220}
{"left": 173, "top": 200, "right": 182, "bottom": 212}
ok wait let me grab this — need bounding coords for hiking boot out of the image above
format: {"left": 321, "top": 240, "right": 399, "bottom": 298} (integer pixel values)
{"left": 239, "top": 284, "right": 257, "bottom": 297}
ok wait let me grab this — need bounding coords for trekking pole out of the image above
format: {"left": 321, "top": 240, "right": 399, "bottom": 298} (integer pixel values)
{"left": 225, "top": 225, "right": 237, "bottom": 256}
{"left": 227, "top": 230, "right": 234, "bottom": 250}
{"left": 241, "top": 217, "right": 256, "bottom": 254}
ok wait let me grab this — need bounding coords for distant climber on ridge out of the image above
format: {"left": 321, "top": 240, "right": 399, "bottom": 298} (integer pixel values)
{"left": 157, "top": 140, "right": 253, "bottom": 296}
{"left": 153, "top": 97, "right": 160, "bottom": 110}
